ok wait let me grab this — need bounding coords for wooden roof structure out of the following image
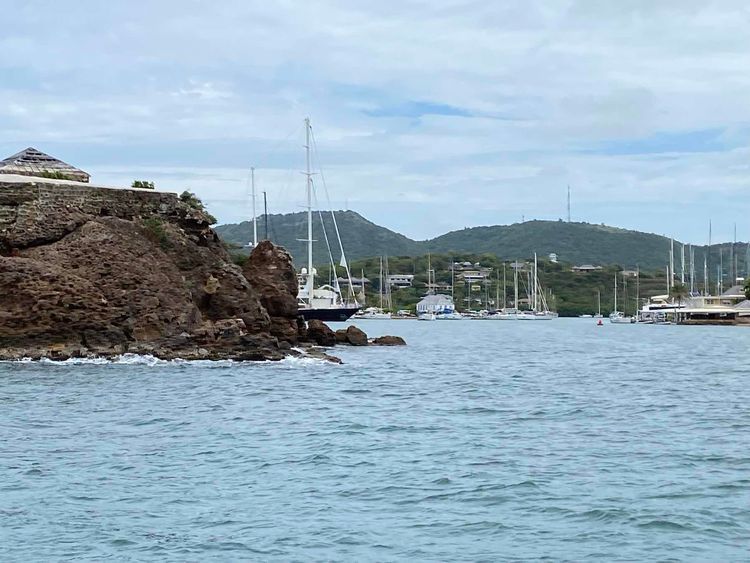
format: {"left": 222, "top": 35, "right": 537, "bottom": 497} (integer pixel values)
{"left": 0, "top": 147, "right": 90, "bottom": 183}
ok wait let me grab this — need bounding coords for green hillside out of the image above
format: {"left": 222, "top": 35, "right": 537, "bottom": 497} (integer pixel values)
{"left": 215, "top": 211, "right": 422, "bottom": 266}
{"left": 427, "top": 220, "right": 676, "bottom": 269}
{"left": 216, "top": 211, "right": 749, "bottom": 275}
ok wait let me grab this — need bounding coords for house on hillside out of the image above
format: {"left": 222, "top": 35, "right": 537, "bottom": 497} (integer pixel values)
{"left": 387, "top": 274, "right": 414, "bottom": 288}
{"left": 0, "top": 147, "right": 90, "bottom": 183}
{"left": 572, "top": 264, "right": 602, "bottom": 273}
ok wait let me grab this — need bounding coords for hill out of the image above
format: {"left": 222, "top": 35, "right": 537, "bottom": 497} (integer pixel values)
{"left": 427, "top": 220, "right": 675, "bottom": 269}
{"left": 216, "top": 211, "right": 748, "bottom": 275}
{"left": 215, "top": 210, "right": 422, "bottom": 266}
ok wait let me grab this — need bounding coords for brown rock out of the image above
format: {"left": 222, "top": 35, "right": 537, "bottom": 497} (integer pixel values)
{"left": 306, "top": 319, "right": 336, "bottom": 346}
{"left": 0, "top": 179, "right": 287, "bottom": 362}
{"left": 344, "top": 325, "right": 368, "bottom": 346}
{"left": 335, "top": 329, "right": 348, "bottom": 343}
{"left": 370, "top": 335, "right": 406, "bottom": 346}
{"left": 243, "top": 240, "right": 299, "bottom": 344}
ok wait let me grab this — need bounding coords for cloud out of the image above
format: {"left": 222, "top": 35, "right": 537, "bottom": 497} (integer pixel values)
{"left": 0, "top": 0, "right": 749, "bottom": 245}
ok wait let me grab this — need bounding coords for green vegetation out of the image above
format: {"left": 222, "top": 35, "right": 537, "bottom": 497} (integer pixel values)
{"left": 745, "top": 278, "right": 750, "bottom": 300}
{"left": 216, "top": 210, "right": 745, "bottom": 274}
{"left": 180, "top": 191, "right": 217, "bottom": 225}
{"left": 38, "top": 171, "right": 77, "bottom": 181}
{"left": 313, "top": 253, "right": 671, "bottom": 317}
{"left": 142, "top": 217, "right": 171, "bottom": 250}
{"left": 131, "top": 180, "right": 155, "bottom": 189}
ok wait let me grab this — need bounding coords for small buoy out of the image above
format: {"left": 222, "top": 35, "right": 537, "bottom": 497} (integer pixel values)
{"left": 597, "top": 319, "right": 603, "bottom": 326}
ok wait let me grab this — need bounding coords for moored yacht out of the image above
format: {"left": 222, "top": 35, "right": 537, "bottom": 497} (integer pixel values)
{"left": 296, "top": 118, "right": 359, "bottom": 322}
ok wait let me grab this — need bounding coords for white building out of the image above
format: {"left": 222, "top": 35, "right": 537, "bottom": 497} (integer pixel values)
{"left": 416, "top": 294, "right": 456, "bottom": 314}
{"left": 387, "top": 274, "right": 414, "bottom": 288}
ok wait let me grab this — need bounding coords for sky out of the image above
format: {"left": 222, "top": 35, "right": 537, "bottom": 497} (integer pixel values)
{"left": 1, "top": 0, "right": 750, "bottom": 244}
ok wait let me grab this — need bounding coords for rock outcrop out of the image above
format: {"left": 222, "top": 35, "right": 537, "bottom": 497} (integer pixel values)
{"left": 371, "top": 335, "right": 407, "bottom": 346}
{"left": 243, "top": 240, "right": 299, "bottom": 344}
{"left": 335, "top": 325, "right": 369, "bottom": 346}
{"left": 306, "top": 319, "right": 337, "bottom": 347}
{"left": 0, "top": 177, "right": 293, "bottom": 361}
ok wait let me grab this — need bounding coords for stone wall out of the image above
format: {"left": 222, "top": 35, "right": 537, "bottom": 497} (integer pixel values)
{"left": 0, "top": 178, "right": 207, "bottom": 251}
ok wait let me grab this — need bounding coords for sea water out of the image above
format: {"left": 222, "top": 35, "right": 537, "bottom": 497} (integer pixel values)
{"left": 1, "top": 319, "right": 749, "bottom": 561}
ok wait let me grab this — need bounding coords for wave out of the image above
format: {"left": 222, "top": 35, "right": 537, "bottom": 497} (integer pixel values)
{"left": 3, "top": 352, "right": 332, "bottom": 367}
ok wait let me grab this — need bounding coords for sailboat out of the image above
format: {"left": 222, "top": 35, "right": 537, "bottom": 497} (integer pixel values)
{"left": 517, "top": 253, "right": 557, "bottom": 320}
{"left": 354, "top": 257, "right": 391, "bottom": 319}
{"left": 609, "top": 272, "right": 635, "bottom": 324}
{"left": 593, "top": 290, "right": 603, "bottom": 318}
{"left": 296, "top": 118, "right": 360, "bottom": 322}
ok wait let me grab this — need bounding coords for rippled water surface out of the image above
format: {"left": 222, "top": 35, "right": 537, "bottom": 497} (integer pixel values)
{"left": 2, "top": 319, "right": 750, "bottom": 560}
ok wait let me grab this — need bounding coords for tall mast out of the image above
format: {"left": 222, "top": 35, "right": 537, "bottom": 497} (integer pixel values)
{"left": 379, "top": 256, "right": 384, "bottom": 308}
{"left": 707, "top": 219, "right": 712, "bottom": 294}
{"left": 614, "top": 271, "right": 617, "bottom": 312}
{"left": 495, "top": 268, "right": 499, "bottom": 311}
{"left": 514, "top": 261, "right": 519, "bottom": 311}
{"left": 567, "top": 185, "right": 571, "bottom": 222}
{"left": 680, "top": 243, "right": 685, "bottom": 284}
{"left": 263, "top": 191, "right": 268, "bottom": 240}
{"left": 533, "top": 252, "right": 538, "bottom": 312}
{"left": 688, "top": 244, "right": 695, "bottom": 297}
{"left": 729, "top": 223, "right": 737, "bottom": 287}
{"left": 597, "top": 289, "right": 601, "bottom": 316}
{"left": 304, "top": 117, "right": 314, "bottom": 297}
{"left": 503, "top": 262, "right": 507, "bottom": 310}
{"left": 635, "top": 266, "right": 640, "bottom": 318}
{"left": 251, "top": 166, "right": 257, "bottom": 247}
{"left": 669, "top": 238, "right": 675, "bottom": 289}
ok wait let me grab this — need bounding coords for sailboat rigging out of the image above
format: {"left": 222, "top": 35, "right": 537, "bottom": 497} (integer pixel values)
{"left": 296, "top": 118, "right": 360, "bottom": 322}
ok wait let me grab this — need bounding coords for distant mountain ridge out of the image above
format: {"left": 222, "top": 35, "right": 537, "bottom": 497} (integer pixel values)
{"left": 215, "top": 210, "right": 747, "bottom": 274}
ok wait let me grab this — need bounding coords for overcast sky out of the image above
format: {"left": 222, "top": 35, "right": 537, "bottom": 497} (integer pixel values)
{"left": 2, "top": 0, "right": 749, "bottom": 243}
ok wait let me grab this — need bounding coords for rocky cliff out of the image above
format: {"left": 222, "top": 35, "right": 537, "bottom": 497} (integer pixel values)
{"left": 0, "top": 175, "right": 299, "bottom": 361}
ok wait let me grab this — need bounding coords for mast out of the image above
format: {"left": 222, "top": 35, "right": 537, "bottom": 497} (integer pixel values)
{"left": 597, "top": 289, "right": 601, "bottom": 316}
{"left": 680, "top": 243, "right": 685, "bottom": 284}
{"left": 532, "top": 252, "right": 539, "bottom": 313}
{"left": 361, "top": 268, "right": 366, "bottom": 305}
{"left": 514, "top": 261, "right": 519, "bottom": 312}
{"left": 635, "top": 266, "right": 640, "bottom": 320}
{"left": 451, "top": 258, "right": 455, "bottom": 300}
{"left": 729, "top": 223, "right": 737, "bottom": 287}
{"left": 502, "top": 262, "right": 507, "bottom": 310}
{"left": 251, "top": 166, "right": 257, "bottom": 247}
{"left": 495, "top": 268, "right": 499, "bottom": 311}
{"left": 385, "top": 255, "right": 392, "bottom": 310}
{"left": 567, "top": 185, "right": 571, "bottom": 222}
{"left": 688, "top": 244, "right": 695, "bottom": 297}
{"left": 263, "top": 191, "right": 268, "bottom": 240}
{"left": 669, "top": 238, "right": 675, "bottom": 289}
{"left": 379, "top": 256, "right": 384, "bottom": 309}
{"left": 613, "top": 271, "right": 617, "bottom": 313}
{"left": 304, "top": 117, "right": 314, "bottom": 298}
{"left": 427, "top": 253, "right": 432, "bottom": 294}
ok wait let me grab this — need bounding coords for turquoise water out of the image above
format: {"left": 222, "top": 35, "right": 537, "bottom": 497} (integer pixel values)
{"left": 2, "top": 319, "right": 749, "bottom": 560}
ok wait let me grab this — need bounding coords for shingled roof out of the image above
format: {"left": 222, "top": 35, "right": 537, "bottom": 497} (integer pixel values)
{"left": 0, "top": 147, "right": 90, "bottom": 183}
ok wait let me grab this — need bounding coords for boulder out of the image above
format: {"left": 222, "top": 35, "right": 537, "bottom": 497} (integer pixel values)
{"left": 306, "top": 319, "right": 336, "bottom": 346}
{"left": 335, "top": 329, "right": 348, "bottom": 343}
{"left": 243, "top": 241, "right": 299, "bottom": 344}
{"left": 344, "top": 325, "right": 368, "bottom": 346}
{"left": 370, "top": 335, "right": 406, "bottom": 346}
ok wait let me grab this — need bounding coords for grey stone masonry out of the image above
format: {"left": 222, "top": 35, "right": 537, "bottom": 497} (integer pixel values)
{"left": 0, "top": 175, "right": 209, "bottom": 251}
